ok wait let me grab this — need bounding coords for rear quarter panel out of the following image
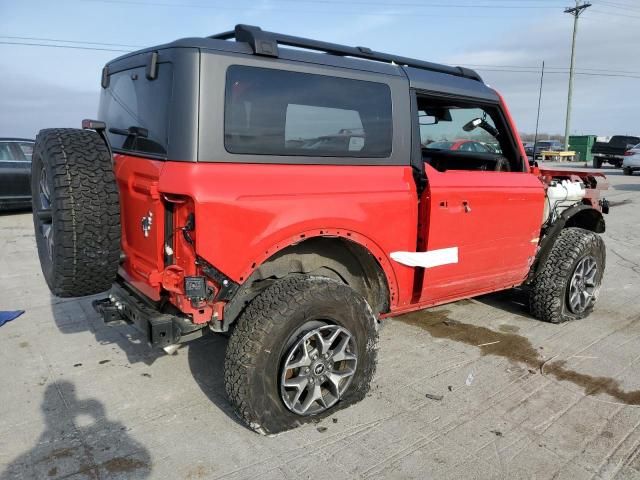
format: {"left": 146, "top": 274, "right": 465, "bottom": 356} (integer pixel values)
{"left": 159, "top": 162, "right": 418, "bottom": 308}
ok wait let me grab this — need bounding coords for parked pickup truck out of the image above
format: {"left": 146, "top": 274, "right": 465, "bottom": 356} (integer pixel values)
{"left": 592, "top": 135, "right": 640, "bottom": 168}
{"left": 30, "top": 25, "right": 610, "bottom": 435}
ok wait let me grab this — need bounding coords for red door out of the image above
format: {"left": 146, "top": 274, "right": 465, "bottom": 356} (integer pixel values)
{"left": 415, "top": 165, "right": 544, "bottom": 303}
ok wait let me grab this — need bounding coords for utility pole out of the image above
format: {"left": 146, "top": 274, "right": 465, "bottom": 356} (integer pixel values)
{"left": 533, "top": 60, "right": 545, "bottom": 162}
{"left": 563, "top": 1, "right": 591, "bottom": 152}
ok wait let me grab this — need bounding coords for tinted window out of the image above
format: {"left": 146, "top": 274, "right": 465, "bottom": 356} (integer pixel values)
{"left": 18, "top": 143, "right": 33, "bottom": 161}
{"left": 0, "top": 143, "right": 13, "bottom": 161}
{"left": 98, "top": 63, "right": 173, "bottom": 156}
{"left": 224, "top": 66, "right": 392, "bottom": 157}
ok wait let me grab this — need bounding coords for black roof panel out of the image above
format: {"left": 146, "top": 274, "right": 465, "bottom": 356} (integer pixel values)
{"left": 106, "top": 25, "right": 486, "bottom": 87}
{"left": 402, "top": 66, "right": 499, "bottom": 102}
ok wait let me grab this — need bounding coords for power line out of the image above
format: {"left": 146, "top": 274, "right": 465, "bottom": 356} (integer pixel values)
{"left": 81, "top": 0, "right": 564, "bottom": 9}
{"left": 0, "top": 41, "right": 130, "bottom": 53}
{"left": 472, "top": 68, "right": 640, "bottom": 79}
{"left": 596, "top": 0, "right": 640, "bottom": 12}
{"left": 457, "top": 63, "right": 640, "bottom": 75}
{"left": 2, "top": 39, "right": 638, "bottom": 79}
{"left": 591, "top": 8, "right": 640, "bottom": 18}
{"left": 0, "top": 35, "right": 143, "bottom": 48}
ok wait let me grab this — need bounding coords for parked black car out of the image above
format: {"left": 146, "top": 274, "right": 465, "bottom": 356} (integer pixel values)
{"left": 0, "top": 138, "right": 34, "bottom": 210}
{"left": 592, "top": 135, "right": 640, "bottom": 168}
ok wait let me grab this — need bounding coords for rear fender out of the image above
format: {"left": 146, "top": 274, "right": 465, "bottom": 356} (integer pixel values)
{"left": 236, "top": 228, "right": 399, "bottom": 307}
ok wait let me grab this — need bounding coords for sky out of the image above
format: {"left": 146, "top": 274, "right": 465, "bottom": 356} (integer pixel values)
{"left": 1, "top": 0, "right": 639, "bottom": 139}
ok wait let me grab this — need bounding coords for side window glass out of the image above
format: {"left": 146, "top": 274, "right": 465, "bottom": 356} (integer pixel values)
{"left": 418, "top": 99, "right": 518, "bottom": 173}
{"left": 224, "top": 66, "right": 392, "bottom": 158}
{"left": 18, "top": 143, "right": 33, "bottom": 161}
{"left": 0, "top": 143, "right": 13, "bottom": 162}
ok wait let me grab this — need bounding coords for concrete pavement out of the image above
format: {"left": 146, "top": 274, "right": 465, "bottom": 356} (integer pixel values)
{"left": 1, "top": 163, "right": 639, "bottom": 479}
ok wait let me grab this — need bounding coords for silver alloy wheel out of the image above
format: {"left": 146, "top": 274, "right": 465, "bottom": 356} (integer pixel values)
{"left": 568, "top": 255, "right": 598, "bottom": 314}
{"left": 38, "top": 166, "right": 54, "bottom": 260}
{"left": 280, "top": 324, "right": 357, "bottom": 416}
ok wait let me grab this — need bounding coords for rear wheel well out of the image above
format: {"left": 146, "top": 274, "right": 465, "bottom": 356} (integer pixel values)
{"left": 223, "top": 237, "right": 390, "bottom": 328}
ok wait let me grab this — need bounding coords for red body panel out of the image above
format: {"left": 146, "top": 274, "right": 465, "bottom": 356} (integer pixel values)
{"left": 113, "top": 95, "right": 599, "bottom": 322}
{"left": 116, "top": 155, "right": 418, "bottom": 309}
{"left": 418, "top": 166, "right": 544, "bottom": 303}
{"left": 114, "top": 156, "right": 166, "bottom": 301}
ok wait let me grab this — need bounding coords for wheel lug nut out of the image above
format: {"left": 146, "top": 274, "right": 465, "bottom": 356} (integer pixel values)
{"left": 304, "top": 368, "right": 310, "bottom": 374}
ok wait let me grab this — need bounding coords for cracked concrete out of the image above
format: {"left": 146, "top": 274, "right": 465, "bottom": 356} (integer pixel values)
{"left": 0, "top": 163, "right": 639, "bottom": 479}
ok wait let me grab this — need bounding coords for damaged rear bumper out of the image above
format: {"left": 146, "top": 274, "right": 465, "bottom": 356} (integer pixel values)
{"left": 93, "top": 280, "right": 206, "bottom": 349}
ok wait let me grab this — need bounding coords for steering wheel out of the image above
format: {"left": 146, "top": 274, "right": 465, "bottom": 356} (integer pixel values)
{"left": 494, "top": 157, "right": 511, "bottom": 172}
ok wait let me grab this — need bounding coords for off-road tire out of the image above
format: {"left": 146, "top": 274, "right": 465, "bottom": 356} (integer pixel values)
{"left": 529, "top": 227, "right": 605, "bottom": 324}
{"left": 593, "top": 157, "right": 603, "bottom": 168}
{"left": 31, "top": 128, "right": 120, "bottom": 297}
{"left": 224, "top": 275, "right": 378, "bottom": 435}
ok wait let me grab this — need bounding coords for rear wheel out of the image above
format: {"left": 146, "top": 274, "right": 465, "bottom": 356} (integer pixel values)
{"left": 224, "top": 275, "right": 378, "bottom": 434}
{"left": 623, "top": 167, "right": 633, "bottom": 176}
{"left": 592, "top": 157, "right": 603, "bottom": 168}
{"left": 529, "top": 228, "right": 605, "bottom": 324}
{"left": 31, "top": 129, "right": 120, "bottom": 297}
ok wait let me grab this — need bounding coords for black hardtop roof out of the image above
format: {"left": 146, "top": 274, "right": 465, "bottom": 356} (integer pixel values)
{"left": 107, "top": 24, "right": 484, "bottom": 82}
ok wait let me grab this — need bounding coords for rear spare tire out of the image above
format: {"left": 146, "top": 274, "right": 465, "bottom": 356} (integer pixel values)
{"left": 224, "top": 275, "right": 378, "bottom": 435}
{"left": 31, "top": 128, "right": 120, "bottom": 297}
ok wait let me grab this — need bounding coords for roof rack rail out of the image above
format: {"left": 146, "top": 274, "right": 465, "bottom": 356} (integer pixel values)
{"left": 210, "top": 24, "right": 482, "bottom": 82}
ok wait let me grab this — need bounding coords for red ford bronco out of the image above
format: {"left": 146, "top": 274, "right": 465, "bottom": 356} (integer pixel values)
{"left": 31, "top": 25, "right": 609, "bottom": 434}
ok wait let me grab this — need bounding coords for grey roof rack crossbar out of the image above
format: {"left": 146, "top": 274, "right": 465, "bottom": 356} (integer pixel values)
{"left": 210, "top": 24, "right": 482, "bottom": 82}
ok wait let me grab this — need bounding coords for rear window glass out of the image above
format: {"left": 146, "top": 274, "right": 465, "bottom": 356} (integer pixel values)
{"left": 224, "top": 66, "right": 392, "bottom": 158}
{"left": 98, "top": 63, "right": 173, "bottom": 156}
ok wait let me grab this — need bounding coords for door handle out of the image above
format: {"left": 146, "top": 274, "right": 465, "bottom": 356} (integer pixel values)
{"left": 462, "top": 201, "right": 471, "bottom": 213}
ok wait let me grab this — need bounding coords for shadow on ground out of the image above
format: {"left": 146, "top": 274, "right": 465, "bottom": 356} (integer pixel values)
{"left": 186, "top": 334, "right": 246, "bottom": 428}
{"left": 49, "top": 295, "right": 164, "bottom": 366}
{"left": 0, "top": 381, "right": 151, "bottom": 479}
{"left": 0, "top": 207, "right": 31, "bottom": 217}
{"left": 473, "top": 287, "right": 531, "bottom": 318}
{"left": 48, "top": 293, "right": 242, "bottom": 426}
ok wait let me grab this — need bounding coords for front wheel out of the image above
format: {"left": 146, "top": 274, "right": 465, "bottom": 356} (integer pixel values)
{"left": 529, "top": 228, "right": 605, "bottom": 324}
{"left": 224, "top": 275, "right": 378, "bottom": 434}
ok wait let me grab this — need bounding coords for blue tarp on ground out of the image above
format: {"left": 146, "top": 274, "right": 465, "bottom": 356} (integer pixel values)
{"left": 0, "top": 310, "right": 24, "bottom": 327}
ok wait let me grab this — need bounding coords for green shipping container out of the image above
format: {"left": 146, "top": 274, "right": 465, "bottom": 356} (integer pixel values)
{"left": 569, "top": 135, "right": 597, "bottom": 163}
